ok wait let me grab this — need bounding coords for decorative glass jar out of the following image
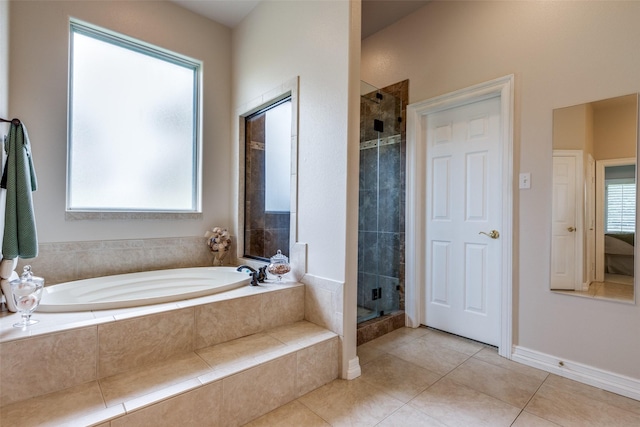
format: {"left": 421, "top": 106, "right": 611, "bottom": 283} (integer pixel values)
{"left": 267, "top": 250, "right": 291, "bottom": 282}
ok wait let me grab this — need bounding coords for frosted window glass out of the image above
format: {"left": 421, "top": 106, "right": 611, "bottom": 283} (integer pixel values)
{"left": 265, "top": 101, "right": 292, "bottom": 212}
{"left": 68, "top": 23, "right": 199, "bottom": 212}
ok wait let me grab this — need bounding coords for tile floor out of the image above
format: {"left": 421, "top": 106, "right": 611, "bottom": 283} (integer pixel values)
{"left": 556, "top": 275, "right": 634, "bottom": 303}
{"left": 245, "top": 326, "right": 640, "bottom": 426}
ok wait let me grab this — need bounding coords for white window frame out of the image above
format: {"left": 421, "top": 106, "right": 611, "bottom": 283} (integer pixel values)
{"left": 66, "top": 18, "right": 202, "bottom": 214}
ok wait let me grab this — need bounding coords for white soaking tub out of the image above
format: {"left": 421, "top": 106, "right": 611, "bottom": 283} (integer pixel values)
{"left": 38, "top": 267, "right": 252, "bottom": 312}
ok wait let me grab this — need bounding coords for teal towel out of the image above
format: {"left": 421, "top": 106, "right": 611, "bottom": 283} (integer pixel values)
{"left": 1, "top": 122, "right": 38, "bottom": 259}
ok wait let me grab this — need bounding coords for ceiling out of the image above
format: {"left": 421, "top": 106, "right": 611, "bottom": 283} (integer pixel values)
{"left": 170, "top": 0, "right": 429, "bottom": 39}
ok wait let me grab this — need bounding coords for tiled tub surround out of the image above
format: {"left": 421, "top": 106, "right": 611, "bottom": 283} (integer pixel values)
{"left": 0, "top": 281, "right": 340, "bottom": 426}
{"left": 11, "top": 236, "right": 217, "bottom": 287}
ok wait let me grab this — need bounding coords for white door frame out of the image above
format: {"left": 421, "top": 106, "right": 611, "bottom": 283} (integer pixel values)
{"left": 405, "top": 75, "right": 514, "bottom": 358}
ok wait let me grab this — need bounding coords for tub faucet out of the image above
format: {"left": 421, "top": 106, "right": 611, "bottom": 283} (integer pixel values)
{"left": 236, "top": 265, "right": 267, "bottom": 286}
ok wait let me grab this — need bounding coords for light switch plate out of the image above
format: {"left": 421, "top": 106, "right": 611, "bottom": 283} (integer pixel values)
{"left": 519, "top": 172, "right": 531, "bottom": 189}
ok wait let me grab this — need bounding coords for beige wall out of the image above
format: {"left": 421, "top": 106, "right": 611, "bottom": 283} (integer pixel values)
{"left": 9, "top": 1, "right": 231, "bottom": 243}
{"left": 0, "top": 1, "right": 8, "bottom": 252}
{"left": 553, "top": 104, "right": 591, "bottom": 152}
{"left": 363, "top": 1, "right": 640, "bottom": 379}
{"left": 232, "top": 0, "right": 359, "bottom": 377}
{"left": 0, "top": 1, "right": 7, "bottom": 119}
{"left": 232, "top": 1, "right": 353, "bottom": 283}
{"left": 593, "top": 96, "right": 637, "bottom": 160}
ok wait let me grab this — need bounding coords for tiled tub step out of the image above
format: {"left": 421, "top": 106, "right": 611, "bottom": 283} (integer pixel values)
{"left": 1, "top": 321, "right": 339, "bottom": 427}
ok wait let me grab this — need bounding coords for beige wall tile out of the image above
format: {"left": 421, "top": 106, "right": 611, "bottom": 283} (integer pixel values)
{"left": 261, "top": 285, "right": 304, "bottom": 330}
{"left": 17, "top": 237, "right": 212, "bottom": 285}
{"left": 302, "top": 274, "right": 343, "bottom": 335}
{"left": 0, "top": 381, "right": 108, "bottom": 427}
{"left": 111, "top": 380, "right": 222, "bottom": 427}
{"left": 0, "top": 327, "right": 97, "bottom": 406}
{"left": 98, "top": 308, "right": 195, "bottom": 378}
{"left": 296, "top": 337, "right": 339, "bottom": 397}
{"left": 99, "top": 352, "right": 212, "bottom": 407}
{"left": 195, "top": 295, "right": 262, "bottom": 348}
{"left": 222, "top": 354, "right": 297, "bottom": 426}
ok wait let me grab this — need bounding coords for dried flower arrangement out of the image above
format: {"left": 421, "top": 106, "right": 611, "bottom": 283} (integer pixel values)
{"left": 205, "top": 227, "right": 231, "bottom": 265}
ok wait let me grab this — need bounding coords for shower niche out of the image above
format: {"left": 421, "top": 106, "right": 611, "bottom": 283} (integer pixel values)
{"left": 357, "top": 80, "right": 407, "bottom": 327}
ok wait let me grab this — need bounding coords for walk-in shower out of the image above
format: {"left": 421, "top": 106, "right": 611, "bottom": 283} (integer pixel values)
{"left": 357, "top": 81, "right": 405, "bottom": 323}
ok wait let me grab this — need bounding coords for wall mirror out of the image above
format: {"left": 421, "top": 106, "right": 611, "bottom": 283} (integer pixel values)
{"left": 550, "top": 93, "right": 638, "bottom": 303}
{"left": 239, "top": 77, "right": 299, "bottom": 263}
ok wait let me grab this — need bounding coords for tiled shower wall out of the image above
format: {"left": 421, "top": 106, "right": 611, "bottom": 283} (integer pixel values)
{"left": 245, "top": 112, "right": 291, "bottom": 259}
{"left": 14, "top": 237, "right": 215, "bottom": 286}
{"left": 358, "top": 80, "right": 408, "bottom": 320}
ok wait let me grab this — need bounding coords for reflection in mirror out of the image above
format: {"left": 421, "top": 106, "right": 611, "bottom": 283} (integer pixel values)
{"left": 551, "top": 94, "right": 638, "bottom": 303}
{"left": 244, "top": 97, "right": 292, "bottom": 261}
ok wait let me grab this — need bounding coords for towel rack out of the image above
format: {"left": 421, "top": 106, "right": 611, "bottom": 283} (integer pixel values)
{"left": 0, "top": 117, "right": 21, "bottom": 126}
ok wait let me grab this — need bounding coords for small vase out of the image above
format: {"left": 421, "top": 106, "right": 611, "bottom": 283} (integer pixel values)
{"left": 212, "top": 250, "right": 228, "bottom": 266}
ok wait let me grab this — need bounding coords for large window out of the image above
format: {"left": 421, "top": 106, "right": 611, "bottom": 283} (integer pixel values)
{"left": 68, "top": 20, "right": 201, "bottom": 212}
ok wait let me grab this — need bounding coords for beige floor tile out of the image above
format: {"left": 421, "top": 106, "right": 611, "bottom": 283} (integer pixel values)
{"left": 360, "top": 354, "right": 441, "bottom": 403}
{"left": 393, "top": 326, "right": 430, "bottom": 339}
{"left": 543, "top": 374, "right": 640, "bottom": 416}
{"left": 244, "top": 400, "right": 331, "bottom": 427}
{"left": 472, "top": 347, "right": 549, "bottom": 382}
{"left": 376, "top": 404, "right": 448, "bottom": 427}
{"left": 99, "top": 352, "right": 212, "bottom": 406}
{"left": 298, "top": 378, "right": 404, "bottom": 427}
{"left": 421, "top": 328, "right": 485, "bottom": 355}
{"left": 512, "top": 411, "right": 561, "bottom": 426}
{"left": 357, "top": 341, "right": 386, "bottom": 365}
{"left": 389, "top": 336, "right": 471, "bottom": 375}
{"left": 409, "top": 377, "right": 521, "bottom": 427}
{"left": 525, "top": 380, "right": 640, "bottom": 426}
{"left": 362, "top": 327, "right": 420, "bottom": 353}
{"left": 593, "top": 281, "right": 634, "bottom": 301}
{"left": 446, "top": 357, "right": 545, "bottom": 408}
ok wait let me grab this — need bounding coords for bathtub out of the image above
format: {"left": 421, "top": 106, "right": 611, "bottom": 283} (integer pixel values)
{"left": 37, "top": 267, "right": 252, "bottom": 312}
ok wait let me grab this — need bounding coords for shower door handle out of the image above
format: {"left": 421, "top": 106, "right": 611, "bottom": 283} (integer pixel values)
{"left": 479, "top": 230, "right": 500, "bottom": 239}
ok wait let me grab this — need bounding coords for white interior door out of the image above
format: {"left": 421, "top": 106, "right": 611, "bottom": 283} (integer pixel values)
{"left": 425, "top": 96, "right": 502, "bottom": 346}
{"left": 550, "top": 155, "right": 579, "bottom": 290}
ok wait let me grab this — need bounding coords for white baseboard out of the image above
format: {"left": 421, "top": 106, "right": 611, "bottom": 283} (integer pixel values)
{"left": 512, "top": 345, "right": 640, "bottom": 401}
{"left": 345, "top": 356, "right": 361, "bottom": 380}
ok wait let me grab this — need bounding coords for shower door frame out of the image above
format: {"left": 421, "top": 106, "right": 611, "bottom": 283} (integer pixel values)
{"left": 405, "top": 75, "right": 514, "bottom": 359}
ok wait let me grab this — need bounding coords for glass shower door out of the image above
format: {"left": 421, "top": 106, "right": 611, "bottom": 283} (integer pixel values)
{"left": 357, "top": 81, "right": 402, "bottom": 323}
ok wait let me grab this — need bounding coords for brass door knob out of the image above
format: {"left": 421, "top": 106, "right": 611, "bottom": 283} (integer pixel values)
{"left": 479, "top": 230, "right": 500, "bottom": 239}
{"left": 567, "top": 227, "right": 576, "bottom": 232}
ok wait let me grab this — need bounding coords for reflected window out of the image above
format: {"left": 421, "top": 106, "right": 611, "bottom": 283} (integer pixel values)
{"left": 67, "top": 20, "right": 201, "bottom": 212}
{"left": 244, "top": 98, "right": 292, "bottom": 260}
{"left": 605, "top": 165, "right": 636, "bottom": 233}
